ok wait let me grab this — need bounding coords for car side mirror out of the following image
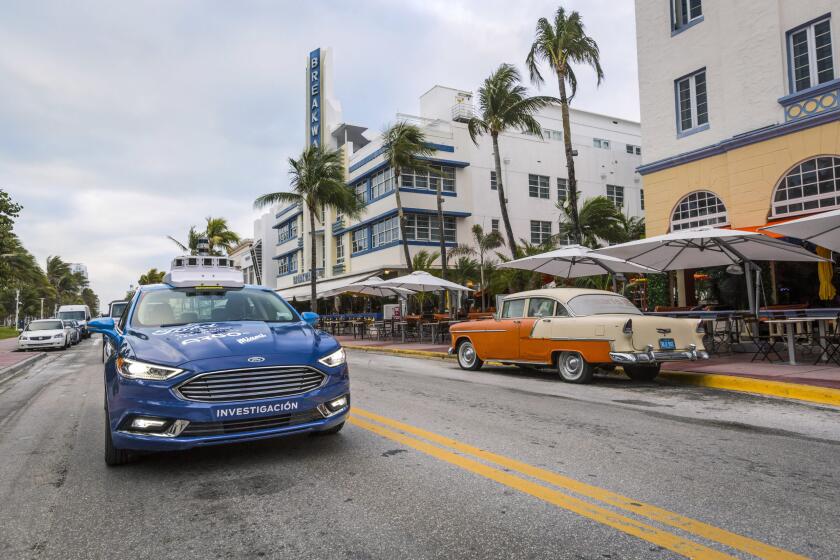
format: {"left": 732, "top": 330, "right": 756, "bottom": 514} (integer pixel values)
{"left": 88, "top": 317, "right": 119, "bottom": 342}
{"left": 301, "top": 311, "right": 320, "bottom": 327}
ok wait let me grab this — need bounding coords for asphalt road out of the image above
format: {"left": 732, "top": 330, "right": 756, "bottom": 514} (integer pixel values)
{"left": 1, "top": 341, "right": 838, "bottom": 559}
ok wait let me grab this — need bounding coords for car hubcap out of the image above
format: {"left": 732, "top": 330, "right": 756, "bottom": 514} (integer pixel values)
{"left": 459, "top": 344, "right": 476, "bottom": 367}
{"left": 561, "top": 353, "right": 582, "bottom": 379}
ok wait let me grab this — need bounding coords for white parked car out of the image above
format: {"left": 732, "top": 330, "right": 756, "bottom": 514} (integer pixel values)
{"left": 57, "top": 304, "right": 91, "bottom": 339}
{"left": 18, "top": 319, "right": 70, "bottom": 351}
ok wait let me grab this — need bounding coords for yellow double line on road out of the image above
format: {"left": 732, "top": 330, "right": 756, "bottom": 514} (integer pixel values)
{"left": 350, "top": 408, "right": 808, "bottom": 560}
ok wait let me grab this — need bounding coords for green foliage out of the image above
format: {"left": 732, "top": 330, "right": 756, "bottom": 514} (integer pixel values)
{"left": 81, "top": 287, "right": 100, "bottom": 316}
{"left": 411, "top": 250, "right": 440, "bottom": 272}
{"left": 490, "top": 239, "right": 553, "bottom": 294}
{"left": 138, "top": 268, "right": 165, "bottom": 285}
{"left": 646, "top": 274, "right": 670, "bottom": 310}
{"left": 169, "top": 218, "right": 240, "bottom": 257}
{"left": 0, "top": 326, "right": 19, "bottom": 339}
{"left": 556, "top": 195, "right": 624, "bottom": 248}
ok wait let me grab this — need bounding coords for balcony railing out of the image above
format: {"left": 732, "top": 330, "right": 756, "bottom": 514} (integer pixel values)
{"left": 451, "top": 102, "right": 476, "bottom": 123}
{"left": 332, "top": 263, "right": 346, "bottom": 275}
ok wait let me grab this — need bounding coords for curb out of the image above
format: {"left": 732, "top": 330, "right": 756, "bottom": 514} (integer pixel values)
{"left": 0, "top": 352, "right": 46, "bottom": 385}
{"left": 343, "top": 344, "right": 840, "bottom": 408}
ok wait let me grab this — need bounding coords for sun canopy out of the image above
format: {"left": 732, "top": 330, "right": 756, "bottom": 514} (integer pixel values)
{"left": 595, "top": 227, "right": 826, "bottom": 270}
{"left": 498, "top": 245, "right": 661, "bottom": 278}
{"left": 277, "top": 271, "right": 376, "bottom": 301}
{"left": 378, "top": 270, "right": 473, "bottom": 292}
{"left": 318, "top": 276, "right": 414, "bottom": 298}
{"left": 761, "top": 209, "right": 840, "bottom": 253}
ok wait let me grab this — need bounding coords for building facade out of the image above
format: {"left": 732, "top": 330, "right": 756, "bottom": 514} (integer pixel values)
{"left": 636, "top": 0, "right": 840, "bottom": 237}
{"left": 255, "top": 50, "right": 643, "bottom": 299}
{"left": 68, "top": 263, "right": 88, "bottom": 280}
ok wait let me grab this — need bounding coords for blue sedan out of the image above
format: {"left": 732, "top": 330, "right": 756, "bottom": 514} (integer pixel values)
{"left": 89, "top": 282, "right": 349, "bottom": 466}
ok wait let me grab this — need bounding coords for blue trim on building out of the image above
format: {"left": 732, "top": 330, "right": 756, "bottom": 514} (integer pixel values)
{"left": 637, "top": 107, "right": 840, "bottom": 176}
{"left": 350, "top": 239, "right": 459, "bottom": 258}
{"left": 670, "top": 14, "right": 704, "bottom": 37}
{"left": 676, "top": 122, "right": 710, "bottom": 139}
{"left": 778, "top": 77, "right": 840, "bottom": 106}
{"left": 334, "top": 207, "right": 472, "bottom": 236}
{"left": 425, "top": 143, "right": 455, "bottom": 153}
{"left": 273, "top": 247, "right": 300, "bottom": 261}
{"left": 274, "top": 203, "right": 299, "bottom": 220}
{"left": 350, "top": 158, "right": 469, "bottom": 185}
{"left": 347, "top": 143, "right": 457, "bottom": 173}
{"left": 272, "top": 210, "right": 302, "bottom": 229}
{"left": 399, "top": 187, "right": 457, "bottom": 197}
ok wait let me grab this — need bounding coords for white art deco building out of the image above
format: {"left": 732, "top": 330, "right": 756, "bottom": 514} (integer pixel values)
{"left": 252, "top": 48, "right": 644, "bottom": 300}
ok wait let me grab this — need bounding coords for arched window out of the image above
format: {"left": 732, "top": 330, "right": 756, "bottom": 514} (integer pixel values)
{"left": 772, "top": 156, "right": 840, "bottom": 218}
{"left": 670, "top": 191, "right": 729, "bottom": 231}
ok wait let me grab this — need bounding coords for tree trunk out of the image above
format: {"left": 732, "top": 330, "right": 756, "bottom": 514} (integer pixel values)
{"left": 394, "top": 169, "right": 413, "bottom": 273}
{"left": 436, "top": 179, "right": 447, "bottom": 279}
{"left": 479, "top": 254, "right": 486, "bottom": 312}
{"left": 492, "top": 132, "right": 517, "bottom": 257}
{"left": 557, "top": 72, "right": 582, "bottom": 245}
{"left": 309, "top": 208, "right": 317, "bottom": 309}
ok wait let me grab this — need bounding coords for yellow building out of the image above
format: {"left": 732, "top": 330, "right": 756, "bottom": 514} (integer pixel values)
{"left": 635, "top": 0, "right": 840, "bottom": 305}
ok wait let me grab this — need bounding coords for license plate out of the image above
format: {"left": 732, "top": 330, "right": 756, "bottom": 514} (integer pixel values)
{"left": 659, "top": 338, "right": 676, "bottom": 350}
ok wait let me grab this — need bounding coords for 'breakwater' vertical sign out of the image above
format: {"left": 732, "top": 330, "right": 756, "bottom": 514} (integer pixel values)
{"left": 309, "top": 48, "right": 321, "bottom": 148}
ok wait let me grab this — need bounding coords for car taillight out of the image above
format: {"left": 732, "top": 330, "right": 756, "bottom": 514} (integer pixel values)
{"left": 623, "top": 319, "right": 633, "bottom": 334}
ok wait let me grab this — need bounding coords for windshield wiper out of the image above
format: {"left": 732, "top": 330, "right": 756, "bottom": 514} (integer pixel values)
{"left": 158, "top": 322, "right": 190, "bottom": 328}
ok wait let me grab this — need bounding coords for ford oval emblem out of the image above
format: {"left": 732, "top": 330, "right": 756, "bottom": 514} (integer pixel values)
{"left": 247, "top": 356, "right": 265, "bottom": 363}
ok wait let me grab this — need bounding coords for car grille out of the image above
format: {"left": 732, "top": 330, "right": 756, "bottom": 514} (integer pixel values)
{"left": 180, "top": 410, "right": 324, "bottom": 437}
{"left": 30, "top": 336, "right": 51, "bottom": 341}
{"left": 176, "top": 366, "right": 326, "bottom": 403}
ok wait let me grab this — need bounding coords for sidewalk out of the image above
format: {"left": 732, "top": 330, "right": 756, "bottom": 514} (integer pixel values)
{"left": 0, "top": 337, "right": 45, "bottom": 380}
{"left": 337, "top": 335, "right": 840, "bottom": 406}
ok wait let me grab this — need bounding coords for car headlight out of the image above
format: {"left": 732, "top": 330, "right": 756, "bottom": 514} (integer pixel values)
{"left": 53, "top": 334, "right": 64, "bottom": 339}
{"left": 318, "top": 348, "right": 346, "bottom": 368}
{"left": 116, "top": 357, "right": 184, "bottom": 380}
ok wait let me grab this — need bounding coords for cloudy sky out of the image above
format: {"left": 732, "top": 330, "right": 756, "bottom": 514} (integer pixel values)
{"left": 0, "top": 0, "right": 638, "bottom": 305}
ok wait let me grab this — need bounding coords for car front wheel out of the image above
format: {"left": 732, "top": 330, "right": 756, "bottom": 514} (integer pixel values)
{"left": 104, "top": 410, "right": 133, "bottom": 466}
{"left": 456, "top": 340, "right": 483, "bottom": 371}
{"left": 556, "top": 352, "right": 595, "bottom": 384}
{"left": 624, "top": 364, "right": 661, "bottom": 382}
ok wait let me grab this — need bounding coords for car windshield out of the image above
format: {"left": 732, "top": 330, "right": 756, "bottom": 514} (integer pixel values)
{"left": 131, "top": 287, "right": 297, "bottom": 328}
{"left": 566, "top": 294, "right": 643, "bottom": 316}
{"left": 28, "top": 320, "right": 63, "bottom": 331}
{"left": 110, "top": 303, "right": 127, "bottom": 318}
{"left": 58, "top": 311, "right": 86, "bottom": 320}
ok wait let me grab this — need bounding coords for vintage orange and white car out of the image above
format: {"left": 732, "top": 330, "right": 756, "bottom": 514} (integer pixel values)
{"left": 448, "top": 288, "right": 709, "bottom": 383}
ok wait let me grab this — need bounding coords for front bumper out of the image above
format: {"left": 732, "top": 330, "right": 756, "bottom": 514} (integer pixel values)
{"left": 108, "top": 364, "right": 350, "bottom": 451}
{"left": 609, "top": 344, "right": 709, "bottom": 364}
{"left": 18, "top": 338, "right": 64, "bottom": 349}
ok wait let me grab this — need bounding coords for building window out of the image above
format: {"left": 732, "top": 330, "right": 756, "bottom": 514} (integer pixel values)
{"left": 676, "top": 69, "right": 708, "bottom": 133}
{"left": 401, "top": 165, "right": 456, "bottom": 193}
{"left": 370, "top": 168, "right": 395, "bottom": 200}
{"left": 544, "top": 128, "right": 562, "bottom": 141}
{"left": 593, "top": 138, "right": 610, "bottom": 150}
{"left": 788, "top": 17, "right": 834, "bottom": 93}
{"left": 530, "top": 220, "right": 552, "bottom": 245}
{"left": 278, "top": 258, "right": 289, "bottom": 276}
{"left": 277, "top": 253, "right": 298, "bottom": 276}
{"left": 404, "top": 214, "right": 457, "bottom": 243}
{"left": 640, "top": 189, "right": 645, "bottom": 211}
{"left": 491, "top": 218, "right": 500, "bottom": 233}
{"left": 606, "top": 185, "right": 625, "bottom": 208}
{"left": 626, "top": 144, "right": 642, "bottom": 155}
{"left": 352, "top": 228, "right": 368, "bottom": 253}
{"left": 529, "top": 174, "right": 550, "bottom": 199}
{"left": 490, "top": 170, "right": 497, "bottom": 190}
{"left": 671, "top": 0, "right": 702, "bottom": 31}
{"left": 354, "top": 180, "right": 368, "bottom": 203}
{"left": 670, "top": 190, "right": 729, "bottom": 231}
{"left": 335, "top": 235, "right": 345, "bottom": 265}
{"left": 557, "top": 178, "right": 568, "bottom": 202}
{"left": 277, "top": 218, "right": 298, "bottom": 243}
{"left": 772, "top": 156, "right": 840, "bottom": 217}
{"left": 371, "top": 215, "right": 400, "bottom": 248}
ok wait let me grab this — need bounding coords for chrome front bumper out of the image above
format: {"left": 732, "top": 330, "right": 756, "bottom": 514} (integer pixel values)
{"left": 609, "top": 344, "right": 709, "bottom": 364}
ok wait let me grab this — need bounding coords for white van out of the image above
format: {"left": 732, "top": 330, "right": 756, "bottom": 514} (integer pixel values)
{"left": 57, "top": 304, "right": 92, "bottom": 338}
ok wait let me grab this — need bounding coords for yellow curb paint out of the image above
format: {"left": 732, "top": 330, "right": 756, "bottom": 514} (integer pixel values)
{"left": 353, "top": 408, "right": 807, "bottom": 560}
{"left": 343, "top": 345, "right": 840, "bottom": 408}
{"left": 659, "top": 370, "right": 840, "bottom": 408}
{"left": 348, "top": 415, "right": 737, "bottom": 560}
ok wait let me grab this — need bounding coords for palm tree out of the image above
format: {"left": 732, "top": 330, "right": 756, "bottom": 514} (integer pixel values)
{"left": 167, "top": 226, "right": 201, "bottom": 255}
{"left": 466, "top": 64, "right": 556, "bottom": 256}
{"left": 555, "top": 195, "right": 624, "bottom": 249}
{"left": 254, "top": 145, "right": 363, "bottom": 305}
{"left": 204, "top": 217, "right": 241, "bottom": 255}
{"left": 527, "top": 6, "right": 604, "bottom": 244}
{"left": 449, "top": 256, "right": 479, "bottom": 288}
{"left": 449, "top": 225, "right": 505, "bottom": 311}
{"left": 616, "top": 214, "right": 646, "bottom": 243}
{"left": 491, "top": 239, "right": 555, "bottom": 294}
{"left": 138, "top": 268, "right": 166, "bottom": 285}
{"left": 411, "top": 249, "right": 440, "bottom": 272}
{"left": 382, "top": 122, "right": 437, "bottom": 273}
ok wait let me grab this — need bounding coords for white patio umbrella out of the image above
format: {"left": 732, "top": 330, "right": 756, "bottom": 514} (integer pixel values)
{"left": 378, "top": 270, "right": 473, "bottom": 292}
{"left": 498, "top": 245, "right": 661, "bottom": 280}
{"left": 761, "top": 208, "right": 840, "bottom": 252}
{"left": 596, "top": 226, "right": 828, "bottom": 313}
{"left": 318, "top": 276, "right": 414, "bottom": 298}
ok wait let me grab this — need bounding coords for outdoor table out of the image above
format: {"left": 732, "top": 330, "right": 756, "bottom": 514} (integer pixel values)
{"left": 420, "top": 322, "right": 439, "bottom": 344}
{"left": 395, "top": 321, "right": 408, "bottom": 343}
{"left": 765, "top": 317, "right": 833, "bottom": 365}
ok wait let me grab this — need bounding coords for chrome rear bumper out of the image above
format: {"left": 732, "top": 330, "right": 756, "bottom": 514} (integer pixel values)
{"left": 609, "top": 344, "right": 708, "bottom": 364}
